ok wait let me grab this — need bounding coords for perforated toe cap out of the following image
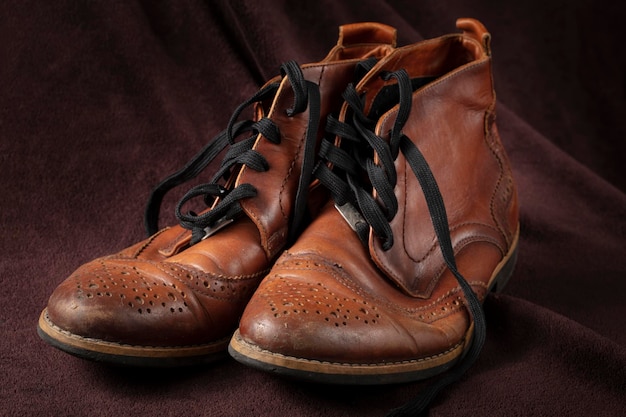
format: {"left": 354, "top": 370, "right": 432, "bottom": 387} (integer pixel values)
{"left": 238, "top": 258, "right": 463, "bottom": 365}
{"left": 45, "top": 257, "right": 219, "bottom": 347}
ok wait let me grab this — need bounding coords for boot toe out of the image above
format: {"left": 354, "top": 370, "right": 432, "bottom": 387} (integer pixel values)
{"left": 234, "top": 262, "right": 468, "bottom": 383}
{"left": 42, "top": 256, "right": 222, "bottom": 354}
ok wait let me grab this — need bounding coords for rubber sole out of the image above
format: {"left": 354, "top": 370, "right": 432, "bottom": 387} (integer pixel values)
{"left": 228, "top": 227, "right": 519, "bottom": 384}
{"left": 37, "top": 309, "right": 229, "bottom": 367}
{"left": 229, "top": 329, "right": 469, "bottom": 385}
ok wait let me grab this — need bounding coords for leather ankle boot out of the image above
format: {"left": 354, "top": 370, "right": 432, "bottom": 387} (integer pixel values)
{"left": 37, "top": 23, "right": 397, "bottom": 366}
{"left": 230, "top": 17, "right": 519, "bottom": 403}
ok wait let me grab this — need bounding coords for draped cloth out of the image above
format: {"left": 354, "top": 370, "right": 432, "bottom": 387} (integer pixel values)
{"left": 1, "top": 1, "right": 624, "bottom": 415}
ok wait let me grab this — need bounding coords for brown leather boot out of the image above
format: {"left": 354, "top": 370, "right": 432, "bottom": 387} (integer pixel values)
{"left": 230, "top": 17, "right": 519, "bottom": 400}
{"left": 37, "top": 23, "right": 397, "bottom": 366}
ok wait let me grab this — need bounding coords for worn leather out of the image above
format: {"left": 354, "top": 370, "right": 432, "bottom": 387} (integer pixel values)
{"left": 236, "top": 18, "right": 519, "bottom": 368}
{"left": 42, "top": 23, "right": 396, "bottom": 352}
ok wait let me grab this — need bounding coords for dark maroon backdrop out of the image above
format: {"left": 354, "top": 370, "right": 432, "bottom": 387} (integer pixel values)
{"left": 1, "top": 1, "right": 624, "bottom": 416}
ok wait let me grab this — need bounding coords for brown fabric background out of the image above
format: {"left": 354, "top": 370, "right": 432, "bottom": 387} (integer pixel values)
{"left": 1, "top": 1, "right": 624, "bottom": 416}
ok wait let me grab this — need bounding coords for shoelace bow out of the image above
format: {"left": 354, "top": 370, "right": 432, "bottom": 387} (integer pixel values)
{"left": 315, "top": 70, "right": 487, "bottom": 416}
{"left": 145, "top": 61, "right": 321, "bottom": 245}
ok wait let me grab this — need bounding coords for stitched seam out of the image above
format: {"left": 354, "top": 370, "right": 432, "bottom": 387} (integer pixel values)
{"left": 420, "top": 234, "right": 502, "bottom": 297}
{"left": 245, "top": 338, "right": 464, "bottom": 367}
{"left": 404, "top": 221, "right": 503, "bottom": 265}
{"left": 484, "top": 111, "right": 511, "bottom": 246}
{"left": 277, "top": 254, "right": 486, "bottom": 318}
{"left": 132, "top": 228, "right": 167, "bottom": 258}
{"left": 155, "top": 262, "right": 268, "bottom": 301}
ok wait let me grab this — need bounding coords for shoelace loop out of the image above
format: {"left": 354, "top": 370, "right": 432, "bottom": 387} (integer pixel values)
{"left": 145, "top": 61, "right": 321, "bottom": 246}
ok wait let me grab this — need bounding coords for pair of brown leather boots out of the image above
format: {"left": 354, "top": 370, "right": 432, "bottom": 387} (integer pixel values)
{"left": 38, "top": 18, "right": 518, "bottom": 414}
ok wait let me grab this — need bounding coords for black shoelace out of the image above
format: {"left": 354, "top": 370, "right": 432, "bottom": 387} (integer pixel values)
{"left": 315, "top": 70, "right": 487, "bottom": 416}
{"left": 144, "top": 61, "right": 321, "bottom": 246}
